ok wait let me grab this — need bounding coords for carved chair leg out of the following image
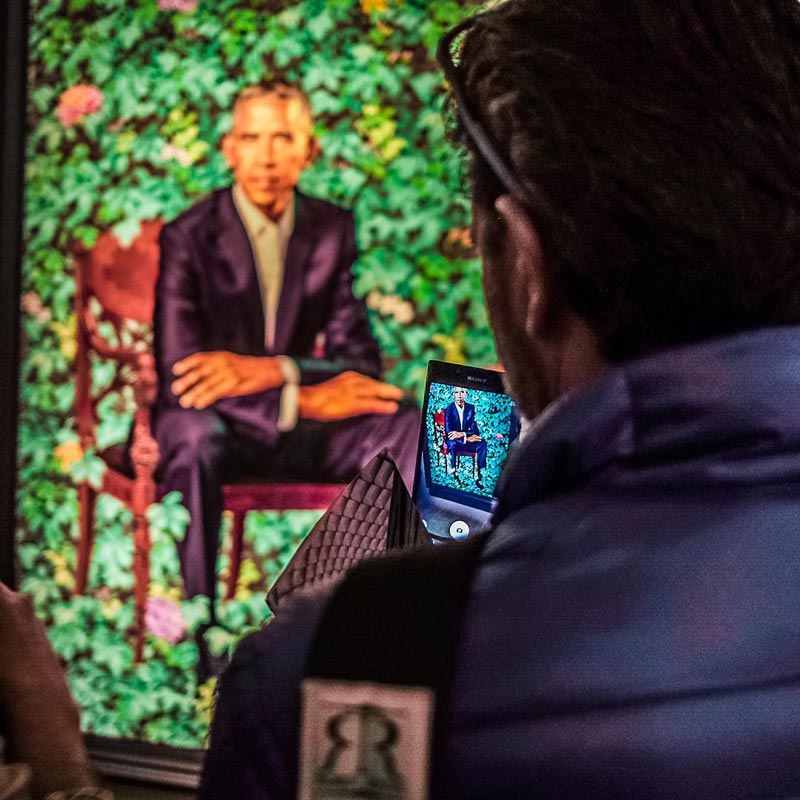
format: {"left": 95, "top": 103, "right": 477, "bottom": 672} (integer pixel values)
{"left": 132, "top": 508, "right": 151, "bottom": 664}
{"left": 226, "top": 512, "right": 246, "bottom": 601}
{"left": 128, "top": 402, "right": 158, "bottom": 663}
{"left": 75, "top": 483, "right": 97, "bottom": 596}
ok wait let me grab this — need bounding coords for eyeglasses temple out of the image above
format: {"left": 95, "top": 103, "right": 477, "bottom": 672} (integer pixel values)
{"left": 436, "top": 17, "right": 537, "bottom": 216}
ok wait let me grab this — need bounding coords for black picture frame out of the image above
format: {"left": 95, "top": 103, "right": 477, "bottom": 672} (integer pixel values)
{"left": 0, "top": 3, "right": 204, "bottom": 788}
{"left": 0, "top": 0, "right": 27, "bottom": 588}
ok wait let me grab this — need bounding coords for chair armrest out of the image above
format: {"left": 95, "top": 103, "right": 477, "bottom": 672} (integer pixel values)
{"left": 80, "top": 306, "right": 141, "bottom": 364}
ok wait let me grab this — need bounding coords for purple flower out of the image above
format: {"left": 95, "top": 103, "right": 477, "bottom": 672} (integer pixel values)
{"left": 495, "top": 433, "right": 504, "bottom": 440}
{"left": 145, "top": 596, "right": 186, "bottom": 644}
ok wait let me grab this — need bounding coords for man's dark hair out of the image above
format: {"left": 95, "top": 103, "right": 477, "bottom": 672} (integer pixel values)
{"left": 456, "top": 0, "right": 800, "bottom": 361}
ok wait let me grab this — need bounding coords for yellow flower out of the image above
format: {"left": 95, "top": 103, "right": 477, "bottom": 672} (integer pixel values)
{"left": 54, "top": 441, "right": 84, "bottom": 472}
{"left": 361, "top": 0, "right": 388, "bottom": 13}
{"left": 232, "top": 558, "right": 261, "bottom": 600}
{"left": 432, "top": 332, "right": 466, "bottom": 364}
{"left": 51, "top": 314, "right": 77, "bottom": 361}
{"left": 102, "top": 597, "right": 124, "bottom": 620}
{"left": 44, "top": 550, "right": 74, "bottom": 589}
{"left": 149, "top": 583, "right": 183, "bottom": 603}
{"left": 195, "top": 677, "right": 218, "bottom": 727}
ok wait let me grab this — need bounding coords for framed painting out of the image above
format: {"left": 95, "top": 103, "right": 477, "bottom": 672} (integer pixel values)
{"left": 4, "top": 0, "right": 489, "bottom": 788}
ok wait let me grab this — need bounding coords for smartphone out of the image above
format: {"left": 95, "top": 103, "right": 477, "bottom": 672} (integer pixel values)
{"left": 413, "top": 361, "right": 522, "bottom": 542}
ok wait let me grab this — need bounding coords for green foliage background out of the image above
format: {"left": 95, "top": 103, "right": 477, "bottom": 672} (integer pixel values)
{"left": 18, "top": 0, "right": 491, "bottom": 748}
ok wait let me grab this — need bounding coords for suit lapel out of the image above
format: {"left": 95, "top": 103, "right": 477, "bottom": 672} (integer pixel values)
{"left": 214, "top": 188, "right": 265, "bottom": 351}
{"left": 274, "top": 192, "right": 316, "bottom": 354}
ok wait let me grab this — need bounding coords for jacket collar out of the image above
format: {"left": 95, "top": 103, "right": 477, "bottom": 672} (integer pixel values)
{"left": 276, "top": 192, "right": 316, "bottom": 353}
{"left": 495, "top": 327, "right": 800, "bottom": 522}
{"left": 213, "top": 187, "right": 318, "bottom": 354}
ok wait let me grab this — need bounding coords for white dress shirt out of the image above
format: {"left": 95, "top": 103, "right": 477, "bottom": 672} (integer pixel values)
{"left": 456, "top": 402, "right": 465, "bottom": 430}
{"left": 232, "top": 183, "right": 301, "bottom": 432}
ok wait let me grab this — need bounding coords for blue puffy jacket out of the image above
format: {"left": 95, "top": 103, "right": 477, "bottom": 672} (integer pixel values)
{"left": 201, "top": 327, "right": 800, "bottom": 800}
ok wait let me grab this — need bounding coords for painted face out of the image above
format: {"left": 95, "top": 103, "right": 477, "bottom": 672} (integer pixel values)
{"left": 453, "top": 387, "right": 467, "bottom": 406}
{"left": 222, "top": 94, "right": 315, "bottom": 213}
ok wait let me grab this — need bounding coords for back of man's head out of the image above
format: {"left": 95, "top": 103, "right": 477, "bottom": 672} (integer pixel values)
{"left": 457, "top": 0, "right": 800, "bottom": 361}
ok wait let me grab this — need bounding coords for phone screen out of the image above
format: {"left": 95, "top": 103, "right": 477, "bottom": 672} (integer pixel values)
{"left": 413, "top": 361, "right": 521, "bottom": 541}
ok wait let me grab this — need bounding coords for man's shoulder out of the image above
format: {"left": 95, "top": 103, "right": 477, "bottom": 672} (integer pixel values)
{"left": 296, "top": 191, "right": 353, "bottom": 228}
{"left": 162, "top": 187, "right": 231, "bottom": 238}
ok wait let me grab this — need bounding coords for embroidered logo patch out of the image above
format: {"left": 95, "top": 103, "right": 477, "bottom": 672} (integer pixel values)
{"left": 299, "top": 679, "right": 434, "bottom": 800}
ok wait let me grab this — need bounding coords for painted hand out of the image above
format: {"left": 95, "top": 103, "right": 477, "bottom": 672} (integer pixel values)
{"left": 298, "top": 371, "right": 403, "bottom": 421}
{"left": 172, "top": 352, "right": 285, "bottom": 409}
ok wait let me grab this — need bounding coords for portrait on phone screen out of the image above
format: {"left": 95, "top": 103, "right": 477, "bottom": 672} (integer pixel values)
{"left": 415, "top": 371, "right": 521, "bottom": 541}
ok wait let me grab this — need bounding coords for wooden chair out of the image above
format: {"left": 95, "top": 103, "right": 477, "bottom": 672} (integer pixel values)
{"left": 431, "top": 409, "right": 449, "bottom": 468}
{"left": 432, "top": 409, "right": 478, "bottom": 479}
{"left": 73, "top": 220, "right": 342, "bottom": 662}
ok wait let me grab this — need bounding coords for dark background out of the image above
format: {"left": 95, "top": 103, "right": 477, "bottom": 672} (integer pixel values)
{"left": 0, "top": 0, "right": 28, "bottom": 587}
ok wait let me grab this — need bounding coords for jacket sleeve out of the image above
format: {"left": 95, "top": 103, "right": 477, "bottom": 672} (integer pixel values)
{"left": 445, "top": 404, "right": 456, "bottom": 438}
{"left": 153, "top": 222, "right": 205, "bottom": 410}
{"left": 154, "top": 220, "right": 282, "bottom": 448}
{"left": 295, "top": 212, "right": 382, "bottom": 384}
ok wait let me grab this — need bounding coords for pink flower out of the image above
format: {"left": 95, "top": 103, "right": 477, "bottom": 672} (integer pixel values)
{"left": 56, "top": 85, "right": 103, "bottom": 127}
{"left": 162, "top": 143, "right": 193, "bottom": 167}
{"left": 20, "top": 292, "right": 51, "bottom": 323}
{"left": 495, "top": 433, "right": 505, "bottom": 440}
{"left": 158, "top": 0, "right": 198, "bottom": 11}
{"left": 145, "top": 596, "right": 186, "bottom": 644}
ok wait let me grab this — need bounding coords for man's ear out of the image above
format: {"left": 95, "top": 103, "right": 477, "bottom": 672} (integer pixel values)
{"left": 494, "top": 195, "right": 556, "bottom": 339}
{"left": 221, "top": 134, "right": 236, "bottom": 169}
{"left": 305, "top": 135, "right": 321, "bottom": 166}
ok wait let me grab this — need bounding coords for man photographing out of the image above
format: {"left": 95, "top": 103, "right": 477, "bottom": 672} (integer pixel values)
{"left": 201, "top": 1, "right": 800, "bottom": 797}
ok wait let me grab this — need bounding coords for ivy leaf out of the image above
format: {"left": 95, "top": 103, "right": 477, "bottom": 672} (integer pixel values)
{"left": 147, "top": 491, "right": 191, "bottom": 542}
{"left": 204, "top": 626, "right": 237, "bottom": 657}
{"left": 307, "top": 10, "right": 335, "bottom": 41}
{"left": 94, "top": 641, "right": 134, "bottom": 677}
{"left": 166, "top": 641, "right": 198, "bottom": 670}
{"left": 410, "top": 73, "right": 442, "bottom": 105}
{"left": 112, "top": 217, "right": 142, "bottom": 247}
{"left": 70, "top": 449, "right": 107, "bottom": 490}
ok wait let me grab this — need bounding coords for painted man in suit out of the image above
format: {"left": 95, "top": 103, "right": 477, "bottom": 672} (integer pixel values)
{"left": 153, "top": 83, "right": 419, "bottom": 605}
{"left": 444, "top": 386, "right": 487, "bottom": 488}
